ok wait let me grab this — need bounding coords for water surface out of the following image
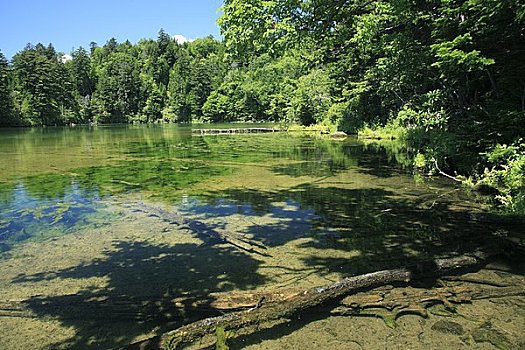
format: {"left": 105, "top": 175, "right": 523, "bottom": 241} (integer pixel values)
{"left": 0, "top": 125, "right": 520, "bottom": 349}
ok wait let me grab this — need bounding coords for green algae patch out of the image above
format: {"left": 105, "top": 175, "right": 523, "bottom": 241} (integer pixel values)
{"left": 72, "top": 159, "right": 234, "bottom": 201}
{"left": 0, "top": 125, "right": 523, "bottom": 350}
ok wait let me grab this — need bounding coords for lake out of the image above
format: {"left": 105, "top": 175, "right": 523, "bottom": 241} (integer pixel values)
{"left": 0, "top": 125, "right": 522, "bottom": 349}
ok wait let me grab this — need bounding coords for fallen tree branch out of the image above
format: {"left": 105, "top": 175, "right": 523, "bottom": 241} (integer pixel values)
{"left": 124, "top": 201, "right": 271, "bottom": 257}
{"left": 0, "top": 290, "right": 301, "bottom": 321}
{"left": 124, "top": 250, "right": 501, "bottom": 350}
{"left": 432, "top": 158, "right": 463, "bottom": 182}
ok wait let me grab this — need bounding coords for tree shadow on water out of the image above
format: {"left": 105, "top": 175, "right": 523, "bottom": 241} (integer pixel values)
{"left": 198, "top": 183, "right": 523, "bottom": 348}
{"left": 202, "top": 183, "right": 515, "bottom": 276}
{"left": 11, "top": 180, "right": 520, "bottom": 349}
{"left": 11, "top": 238, "right": 266, "bottom": 349}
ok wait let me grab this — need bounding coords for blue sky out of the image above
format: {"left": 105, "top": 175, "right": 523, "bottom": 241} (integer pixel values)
{"left": 0, "top": 0, "right": 223, "bottom": 60}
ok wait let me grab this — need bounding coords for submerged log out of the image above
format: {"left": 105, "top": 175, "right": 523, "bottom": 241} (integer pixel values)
{"left": 1, "top": 243, "right": 520, "bottom": 350}
{"left": 0, "top": 290, "right": 299, "bottom": 321}
{"left": 124, "top": 249, "right": 506, "bottom": 350}
{"left": 124, "top": 201, "right": 271, "bottom": 257}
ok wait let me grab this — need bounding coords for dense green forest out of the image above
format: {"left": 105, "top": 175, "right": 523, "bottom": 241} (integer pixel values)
{"left": 0, "top": 31, "right": 226, "bottom": 126}
{"left": 0, "top": 0, "right": 524, "bottom": 213}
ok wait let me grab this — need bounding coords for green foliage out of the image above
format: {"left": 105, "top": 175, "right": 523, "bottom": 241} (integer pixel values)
{"left": 166, "top": 36, "right": 226, "bottom": 123}
{"left": 287, "top": 69, "right": 333, "bottom": 126}
{"left": 3, "top": 32, "right": 226, "bottom": 126}
{"left": 1, "top": 1, "right": 524, "bottom": 214}
{"left": 93, "top": 51, "right": 142, "bottom": 123}
{"left": 218, "top": 0, "right": 301, "bottom": 63}
{"left": 11, "top": 44, "right": 76, "bottom": 125}
{"left": 215, "top": 326, "right": 233, "bottom": 350}
{"left": 431, "top": 34, "right": 495, "bottom": 74}
{"left": 70, "top": 47, "right": 95, "bottom": 97}
{"left": 359, "top": 123, "right": 407, "bottom": 141}
{"left": 216, "top": 0, "right": 525, "bottom": 212}
{"left": 413, "top": 153, "right": 428, "bottom": 170}
{"left": 203, "top": 53, "right": 304, "bottom": 123}
{"left": 202, "top": 89, "right": 236, "bottom": 122}
{"left": 479, "top": 142, "right": 525, "bottom": 213}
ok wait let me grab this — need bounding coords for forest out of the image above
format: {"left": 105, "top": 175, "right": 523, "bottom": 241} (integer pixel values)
{"left": 0, "top": 0, "right": 524, "bottom": 214}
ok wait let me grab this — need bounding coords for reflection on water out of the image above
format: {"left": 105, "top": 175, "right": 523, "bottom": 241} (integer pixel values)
{"left": 0, "top": 125, "right": 521, "bottom": 350}
{"left": 0, "top": 125, "right": 378, "bottom": 254}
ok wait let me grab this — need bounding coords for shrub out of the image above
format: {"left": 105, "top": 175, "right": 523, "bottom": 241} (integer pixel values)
{"left": 479, "top": 141, "right": 525, "bottom": 213}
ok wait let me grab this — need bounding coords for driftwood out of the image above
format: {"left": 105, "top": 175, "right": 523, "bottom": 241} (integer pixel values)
{"left": 124, "top": 250, "right": 506, "bottom": 350}
{"left": 3, "top": 270, "right": 522, "bottom": 324}
{"left": 432, "top": 158, "right": 463, "bottom": 182}
{"left": 1, "top": 245, "right": 520, "bottom": 350}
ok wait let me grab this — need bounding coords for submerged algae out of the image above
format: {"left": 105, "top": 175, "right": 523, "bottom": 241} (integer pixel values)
{"left": 0, "top": 125, "right": 522, "bottom": 350}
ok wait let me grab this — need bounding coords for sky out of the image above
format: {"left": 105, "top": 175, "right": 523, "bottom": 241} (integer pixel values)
{"left": 0, "top": 0, "right": 223, "bottom": 60}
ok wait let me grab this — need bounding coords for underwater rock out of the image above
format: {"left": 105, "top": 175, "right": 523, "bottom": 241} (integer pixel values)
{"left": 431, "top": 320, "right": 465, "bottom": 335}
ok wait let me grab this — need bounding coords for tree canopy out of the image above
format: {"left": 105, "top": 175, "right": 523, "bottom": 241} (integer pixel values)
{"left": 0, "top": 1, "right": 523, "bottom": 211}
{"left": 0, "top": 31, "right": 227, "bottom": 126}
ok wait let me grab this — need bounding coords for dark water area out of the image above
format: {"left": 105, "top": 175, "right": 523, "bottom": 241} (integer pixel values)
{"left": 0, "top": 125, "right": 522, "bottom": 349}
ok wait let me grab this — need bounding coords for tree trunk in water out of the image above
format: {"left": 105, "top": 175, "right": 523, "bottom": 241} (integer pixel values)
{"left": 124, "top": 249, "right": 509, "bottom": 350}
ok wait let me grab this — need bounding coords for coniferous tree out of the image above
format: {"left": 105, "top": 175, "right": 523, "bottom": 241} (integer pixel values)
{"left": 0, "top": 51, "right": 15, "bottom": 126}
{"left": 12, "top": 44, "right": 75, "bottom": 125}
